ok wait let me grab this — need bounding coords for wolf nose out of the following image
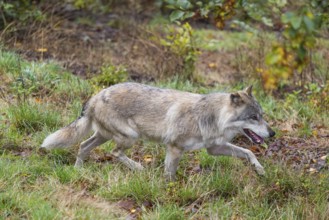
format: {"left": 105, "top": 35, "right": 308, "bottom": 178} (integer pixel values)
{"left": 269, "top": 130, "right": 276, "bottom": 137}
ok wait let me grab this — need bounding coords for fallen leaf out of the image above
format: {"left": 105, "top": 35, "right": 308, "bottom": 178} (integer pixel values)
{"left": 142, "top": 200, "right": 153, "bottom": 209}
{"left": 35, "top": 97, "right": 42, "bottom": 103}
{"left": 260, "top": 142, "right": 268, "bottom": 149}
{"left": 36, "top": 48, "right": 48, "bottom": 52}
{"left": 208, "top": 62, "right": 217, "bottom": 68}
{"left": 143, "top": 155, "right": 153, "bottom": 163}
{"left": 117, "top": 199, "right": 135, "bottom": 211}
{"left": 250, "top": 145, "right": 260, "bottom": 153}
{"left": 308, "top": 168, "right": 317, "bottom": 173}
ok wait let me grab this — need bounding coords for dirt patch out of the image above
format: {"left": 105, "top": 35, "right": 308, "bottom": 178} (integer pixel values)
{"left": 2, "top": 7, "right": 242, "bottom": 84}
{"left": 51, "top": 186, "right": 127, "bottom": 218}
{"left": 228, "top": 134, "right": 329, "bottom": 173}
{"left": 196, "top": 50, "right": 238, "bottom": 84}
{"left": 236, "top": 135, "right": 328, "bottom": 173}
{"left": 50, "top": 185, "right": 156, "bottom": 220}
{"left": 3, "top": 10, "right": 118, "bottom": 78}
{"left": 265, "top": 136, "right": 328, "bottom": 172}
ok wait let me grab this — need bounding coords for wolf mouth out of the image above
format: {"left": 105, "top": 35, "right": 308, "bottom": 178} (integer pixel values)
{"left": 243, "top": 129, "right": 264, "bottom": 144}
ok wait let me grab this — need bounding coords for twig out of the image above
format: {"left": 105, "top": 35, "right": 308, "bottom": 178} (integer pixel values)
{"left": 0, "top": 21, "right": 14, "bottom": 40}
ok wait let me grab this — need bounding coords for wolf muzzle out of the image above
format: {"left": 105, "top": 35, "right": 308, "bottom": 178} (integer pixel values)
{"left": 267, "top": 126, "right": 275, "bottom": 137}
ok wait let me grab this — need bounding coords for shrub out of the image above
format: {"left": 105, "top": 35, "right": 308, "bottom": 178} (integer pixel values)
{"left": 157, "top": 22, "right": 199, "bottom": 81}
{"left": 0, "top": 1, "right": 44, "bottom": 29}
{"left": 90, "top": 64, "right": 128, "bottom": 87}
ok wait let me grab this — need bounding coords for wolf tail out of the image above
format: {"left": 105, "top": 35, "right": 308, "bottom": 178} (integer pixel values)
{"left": 41, "top": 116, "right": 92, "bottom": 149}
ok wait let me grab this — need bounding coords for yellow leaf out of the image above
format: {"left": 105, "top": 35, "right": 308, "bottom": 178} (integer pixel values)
{"left": 208, "top": 62, "right": 217, "bottom": 68}
{"left": 36, "top": 48, "right": 47, "bottom": 52}
{"left": 143, "top": 155, "right": 153, "bottom": 163}
{"left": 216, "top": 21, "right": 224, "bottom": 29}
{"left": 306, "top": 11, "right": 314, "bottom": 19}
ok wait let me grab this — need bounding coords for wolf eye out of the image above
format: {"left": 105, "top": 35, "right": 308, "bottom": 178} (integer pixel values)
{"left": 250, "top": 115, "right": 258, "bottom": 120}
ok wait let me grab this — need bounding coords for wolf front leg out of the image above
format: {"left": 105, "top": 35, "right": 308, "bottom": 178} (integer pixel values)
{"left": 164, "top": 145, "right": 184, "bottom": 181}
{"left": 111, "top": 146, "right": 144, "bottom": 171}
{"left": 206, "top": 143, "right": 265, "bottom": 175}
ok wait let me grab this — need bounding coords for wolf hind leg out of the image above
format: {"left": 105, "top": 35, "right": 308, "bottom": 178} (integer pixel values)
{"left": 207, "top": 143, "right": 265, "bottom": 175}
{"left": 74, "top": 132, "right": 107, "bottom": 168}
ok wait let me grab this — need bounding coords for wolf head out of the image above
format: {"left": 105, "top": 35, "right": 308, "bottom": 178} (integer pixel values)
{"left": 228, "top": 86, "right": 275, "bottom": 144}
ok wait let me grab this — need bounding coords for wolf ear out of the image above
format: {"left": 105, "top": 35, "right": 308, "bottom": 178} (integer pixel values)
{"left": 244, "top": 85, "right": 253, "bottom": 96}
{"left": 230, "top": 93, "right": 243, "bottom": 106}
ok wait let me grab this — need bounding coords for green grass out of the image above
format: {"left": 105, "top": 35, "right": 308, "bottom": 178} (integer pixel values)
{"left": 0, "top": 49, "right": 92, "bottom": 103}
{"left": 100, "top": 169, "right": 164, "bottom": 202}
{"left": 0, "top": 42, "right": 328, "bottom": 219}
{"left": 1, "top": 148, "right": 327, "bottom": 219}
{"left": 143, "top": 204, "right": 186, "bottom": 220}
{"left": 6, "top": 102, "right": 61, "bottom": 133}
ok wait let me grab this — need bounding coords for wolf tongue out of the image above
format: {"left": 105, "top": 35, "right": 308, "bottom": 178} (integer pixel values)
{"left": 246, "top": 129, "right": 263, "bottom": 143}
{"left": 251, "top": 132, "right": 260, "bottom": 141}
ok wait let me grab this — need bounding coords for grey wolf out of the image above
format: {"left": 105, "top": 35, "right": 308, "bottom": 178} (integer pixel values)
{"left": 42, "top": 82, "right": 275, "bottom": 179}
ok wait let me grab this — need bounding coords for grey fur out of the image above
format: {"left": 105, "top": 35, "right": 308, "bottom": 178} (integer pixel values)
{"left": 41, "top": 83, "right": 275, "bottom": 180}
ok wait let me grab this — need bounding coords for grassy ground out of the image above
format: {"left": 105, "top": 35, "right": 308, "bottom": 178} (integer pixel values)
{"left": 0, "top": 27, "right": 328, "bottom": 219}
{"left": 0, "top": 4, "right": 329, "bottom": 215}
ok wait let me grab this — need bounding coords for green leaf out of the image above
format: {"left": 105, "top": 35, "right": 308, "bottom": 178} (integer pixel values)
{"left": 260, "top": 142, "right": 268, "bottom": 149}
{"left": 261, "top": 17, "right": 273, "bottom": 27}
{"left": 3, "top": 3, "right": 14, "bottom": 10}
{"left": 265, "top": 53, "right": 281, "bottom": 65}
{"left": 165, "top": 0, "right": 175, "bottom": 4}
{"left": 200, "top": 8, "right": 210, "bottom": 17}
{"left": 176, "top": 0, "right": 192, "bottom": 10}
{"left": 183, "top": 11, "right": 195, "bottom": 19}
{"left": 276, "top": 0, "right": 287, "bottom": 7}
{"left": 169, "top": 10, "right": 185, "bottom": 22}
{"left": 281, "top": 12, "right": 294, "bottom": 24}
{"left": 290, "top": 15, "right": 302, "bottom": 30}
{"left": 196, "top": 1, "right": 203, "bottom": 7}
{"left": 166, "top": 5, "right": 177, "bottom": 9}
{"left": 303, "top": 16, "right": 315, "bottom": 32}
{"left": 297, "top": 46, "right": 307, "bottom": 60}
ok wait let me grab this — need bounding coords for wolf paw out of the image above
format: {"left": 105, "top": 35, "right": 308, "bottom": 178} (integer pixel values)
{"left": 128, "top": 161, "right": 144, "bottom": 171}
{"left": 74, "top": 158, "right": 84, "bottom": 168}
{"left": 164, "top": 174, "right": 177, "bottom": 182}
{"left": 254, "top": 165, "right": 265, "bottom": 176}
{"left": 134, "top": 163, "right": 144, "bottom": 171}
